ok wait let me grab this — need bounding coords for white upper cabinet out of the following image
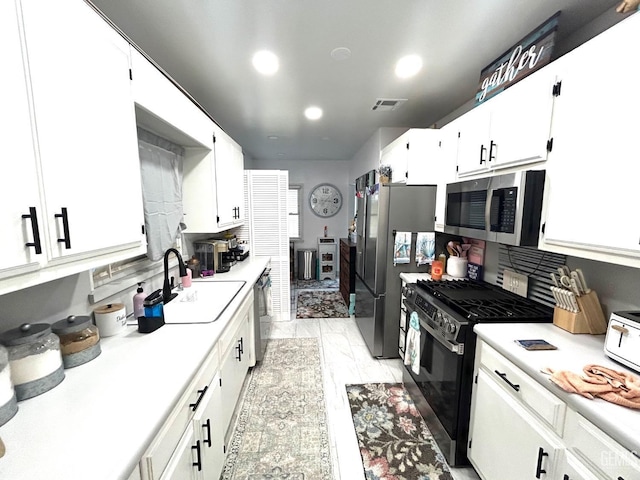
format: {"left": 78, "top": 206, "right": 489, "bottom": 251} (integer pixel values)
{"left": 434, "top": 123, "right": 459, "bottom": 232}
{"left": 454, "top": 100, "right": 492, "bottom": 177}
{"left": 182, "top": 124, "right": 245, "bottom": 233}
{"left": 380, "top": 128, "right": 443, "bottom": 185}
{"left": 214, "top": 128, "right": 245, "bottom": 229}
{"left": 20, "top": 0, "right": 144, "bottom": 262}
{"left": 541, "top": 13, "right": 640, "bottom": 266}
{"left": 455, "top": 65, "right": 557, "bottom": 178}
{"left": 0, "top": 0, "right": 45, "bottom": 278}
{"left": 380, "top": 131, "right": 410, "bottom": 183}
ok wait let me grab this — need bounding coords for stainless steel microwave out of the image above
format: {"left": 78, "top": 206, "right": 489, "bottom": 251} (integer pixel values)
{"left": 444, "top": 170, "right": 545, "bottom": 246}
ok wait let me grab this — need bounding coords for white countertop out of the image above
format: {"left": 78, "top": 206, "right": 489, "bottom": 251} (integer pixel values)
{"left": 474, "top": 322, "right": 640, "bottom": 454}
{"left": 0, "top": 256, "right": 269, "bottom": 480}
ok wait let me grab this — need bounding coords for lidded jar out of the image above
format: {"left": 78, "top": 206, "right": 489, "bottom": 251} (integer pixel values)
{"left": 0, "top": 344, "right": 18, "bottom": 426}
{"left": 52, "top": 315, "right": 101, "bottom": 368}
{"left": 0, "top": 323, "right": 65, "bottom": 401}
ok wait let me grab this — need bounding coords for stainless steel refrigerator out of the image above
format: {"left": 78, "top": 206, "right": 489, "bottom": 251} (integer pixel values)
{"left": 354, "top": 173, "right": 436, "bottom": 358}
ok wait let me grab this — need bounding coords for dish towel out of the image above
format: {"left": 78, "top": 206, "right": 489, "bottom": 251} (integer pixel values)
{"left": 404, "top": 312, "right": 421, "bottom": 375}
{"left": 542, "top": 364, "right": 640, "bottom": 409}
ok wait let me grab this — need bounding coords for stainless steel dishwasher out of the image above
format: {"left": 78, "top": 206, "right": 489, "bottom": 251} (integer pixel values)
{"left": 253, "top": 266, "right": 271, "bottom": 362}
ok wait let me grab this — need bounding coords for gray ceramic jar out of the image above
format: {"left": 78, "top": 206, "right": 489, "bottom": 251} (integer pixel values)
{"left": 0, "top": 323, "right": 65, "bottom": 401}
{"left": 0, "top": 344, "right": 18, "bottom": 426}
{"left": 52, "top": 315, "right": 101, "bottom": 368}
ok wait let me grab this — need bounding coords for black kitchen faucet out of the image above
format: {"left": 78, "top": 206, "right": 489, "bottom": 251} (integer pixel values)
{"left": 163, "top": 248, "right": 187, "bottom": 304}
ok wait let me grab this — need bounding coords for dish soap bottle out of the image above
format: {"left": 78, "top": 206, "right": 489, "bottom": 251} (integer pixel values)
{"left": 133, "top": 283, "right": 145, "bottom": 319}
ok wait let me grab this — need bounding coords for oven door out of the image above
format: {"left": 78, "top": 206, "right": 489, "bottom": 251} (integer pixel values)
{"left": 402, "top": 301, "right": 468, "bottom": 465}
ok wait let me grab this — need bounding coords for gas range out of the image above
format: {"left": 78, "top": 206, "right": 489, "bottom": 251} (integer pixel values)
{"left": 401, "top": 278, "right": 553, "bottom": 466}
{"left": 405, "top": 280, "right": 553, "bottom": 332}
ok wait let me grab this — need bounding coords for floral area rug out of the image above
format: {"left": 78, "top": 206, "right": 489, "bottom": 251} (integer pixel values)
{"left": 346, "top": 383, "right": 454, "bottom": 480}
{"left": 296, "top": 290, "right": 349, "bottom": 318}
{"left": 292, "top": 278, "right": 339, "bottom": 290}
{"left": 221, "top": 338, "right": 333, "bottom": 480}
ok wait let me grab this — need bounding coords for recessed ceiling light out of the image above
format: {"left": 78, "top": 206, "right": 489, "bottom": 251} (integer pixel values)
{"left": 252, "top": 50, "right": 279, "bottom": 75}
{"left": 267, "top": 135, "right": 279, "bottom": 140}
{"left": 304, "top": 106, "right": 323, "bottom": 120}
{"left": 331, "top": 47, "right": 352, "bottom": 61}
{"left": 395, "top": 55, "right": 423, "bottom": 78}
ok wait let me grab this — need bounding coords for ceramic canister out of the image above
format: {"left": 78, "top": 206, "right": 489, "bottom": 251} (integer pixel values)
{"left": 52, "top": 315, "right": 101, "bottom": 368}
{"left": 93, "top": 303, "right": 127, "bottom": 337}
{"left": 0, "top": 323, "right": 65, "bottom": 401}
{"left": 0, "top": 344, "right": 18, "bottom": 426}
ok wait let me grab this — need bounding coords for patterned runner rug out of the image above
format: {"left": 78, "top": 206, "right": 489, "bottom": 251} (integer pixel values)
{"left": 292, "top": 278, "right": 339, "bottom": 290}
{"left": 346, "top": 383, "right": 454, "bottom": 480}
{"left": 296, "top": 290, "right": 349, "bottom": 318}
{"left": 221, "top": 338, "right": 333, "bottom": 479}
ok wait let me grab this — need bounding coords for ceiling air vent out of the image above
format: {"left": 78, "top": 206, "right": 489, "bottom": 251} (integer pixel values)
{"left": 372, "top": 98, "right": 407, "bottom": 111}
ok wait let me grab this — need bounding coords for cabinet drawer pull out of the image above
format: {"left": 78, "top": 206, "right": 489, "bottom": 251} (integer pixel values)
{"left": 563, "top": 475, "right": 569, "bottom": 480}
{"left": 494, "top": 370, "right": 520, "bottom": 391}
{"left": 203, "top": 419, "right": 212, "bottom": 447}
{"left": 189, "top": 386, "right": 208, "bottom": 411}
{"left": 236, "top": 344, "right": 242, "bottom": 361}
{"left": 535, "top": 447, "right": 548, "bottom": 478}
{"left": 54, "top": 207, "right": 71, "bottom": 249}
{"left": 22, "top": 207, "right": 43, "bottom": 254}
{"left": 239, "top": 337, "right": 244, "bottom": 355}
{"left": 191, "top": 439, "right": 202, "bottom": 471}
{"left": 479, "top": 144, "right": 487, "bottom": 164}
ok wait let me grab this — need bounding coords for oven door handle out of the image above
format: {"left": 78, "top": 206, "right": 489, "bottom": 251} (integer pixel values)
{"left": 419, "top": 318, "right": 464, "bottom": 355}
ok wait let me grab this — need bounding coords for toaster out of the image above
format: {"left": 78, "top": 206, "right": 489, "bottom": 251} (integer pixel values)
{"left": 604, "top": 311, "right": 640, "bottom": 374}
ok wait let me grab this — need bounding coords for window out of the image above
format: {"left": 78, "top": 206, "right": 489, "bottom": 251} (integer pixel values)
{"left": 288, "top": 184, "right": 302, "bottom": 241}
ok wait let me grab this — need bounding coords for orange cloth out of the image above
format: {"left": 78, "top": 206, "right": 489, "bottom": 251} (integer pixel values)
{"left": 543, "top": 364, "right": 640, "bottom": 410}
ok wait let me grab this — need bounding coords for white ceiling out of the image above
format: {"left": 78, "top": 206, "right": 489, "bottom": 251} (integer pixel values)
{"left": 89, "top": 0, "right": 620, "bottom": 162}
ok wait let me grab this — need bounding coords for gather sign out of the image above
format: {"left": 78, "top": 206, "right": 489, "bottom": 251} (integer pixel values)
{"left": 476, "top": 11, "right": 560, "bottom": 105}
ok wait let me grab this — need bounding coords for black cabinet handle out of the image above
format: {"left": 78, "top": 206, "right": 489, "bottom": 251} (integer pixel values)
{"left": 239, "top": 337, "right": 244, "bottom": 355}
{"left": 489, "top": 140, "right": 497, "bottom": 162}
{"left": 236, "top": 343, "right": 242, "bottom": 361}
{"left": 54, "top": 207, "right": 71, "bottom": 249}
{"left": 563, "top": 475, "right": 569, "bottom": 480}
{"left": 189, "top": 386, "right": 208, "bottom": 411}
{"left": 494, "top": 370, "right": 520, "bottom": 391}
{"left": 535, "top": 447, "right": 548, "bottom": 478}
{"left": 479, "top": 144, "right": 487, "bottom": 164}
{"left": 191, "top": 440, "right": 202, "bottom": 471}
{"left": 203, "top": 419, "right": 212, "bottom": 447}
{"left": 22, "top": 207, "right": 43, "bottom": 254}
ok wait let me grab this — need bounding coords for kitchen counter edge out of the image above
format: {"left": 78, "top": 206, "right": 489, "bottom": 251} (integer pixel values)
{"left": 0, "top": 256, "right": 270, "bottom": 480}
{"left": 473, "top": 322, "right": 640, "bottom": 455}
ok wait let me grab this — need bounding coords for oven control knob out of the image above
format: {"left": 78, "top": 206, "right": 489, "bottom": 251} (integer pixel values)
{"left": 436, "top": 312, "right": 444, "bottom": 326}
{"left": 446, "top": 323, "right": 457, "bottom": 335}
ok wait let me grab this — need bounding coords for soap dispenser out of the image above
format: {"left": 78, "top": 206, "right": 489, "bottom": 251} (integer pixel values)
{"left": 133, "top": 283, "right": 145, "bottom": 319}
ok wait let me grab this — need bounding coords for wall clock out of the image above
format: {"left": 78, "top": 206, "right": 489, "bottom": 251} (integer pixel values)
{"left": 309, "top": 183, "right": 342, "bottom": 218}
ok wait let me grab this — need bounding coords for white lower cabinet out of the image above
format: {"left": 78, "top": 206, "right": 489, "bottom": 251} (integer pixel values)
{"left": 193, "top": 373, "right": 225, "bottom": 480}
{"left": 159, "top": 424, "right": 199, "bottom": 480}
{"left": 469, "top": 368, "right": 561, "bottom": 479}
{"left": 557, "top": 451, "right": 601, "bottom": 480}
{"left": 219, "top": 297, "right": 253, "bottom": 440}
{"left": 140, "top": 292, "right": 255, "bottom": 480}
{"left": 469, "top": 340, "right": 640, "bottom": 480}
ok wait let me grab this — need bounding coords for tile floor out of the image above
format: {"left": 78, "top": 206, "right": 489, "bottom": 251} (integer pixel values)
{"left": 257, "top": 286, "right": 480, "bottom": 480}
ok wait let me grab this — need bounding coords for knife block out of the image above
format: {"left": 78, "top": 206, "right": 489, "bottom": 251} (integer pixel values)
{"left": 553, "top": 289, "right": 607, "bottom": 334}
